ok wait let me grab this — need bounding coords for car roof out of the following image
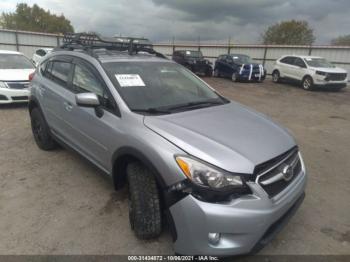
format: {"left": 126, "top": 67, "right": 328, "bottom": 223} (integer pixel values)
{"left": 0, "top": 50, "right": 22, "bottom": 55}
{"left": 281, "top": 55, "right": 323, "bottom": 59}
{"left": 49, "top": 49, "right": 172, "bottom": 64}
{"left": 37, "top": 48, "right": 53, "bottom": 52}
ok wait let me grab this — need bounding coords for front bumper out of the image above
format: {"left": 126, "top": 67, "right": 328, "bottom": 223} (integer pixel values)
{"left": 239, "top": 73, "right": 266, "bottom": 81}
{"left": 0, "top": 87, "right": 30, "bottom": 104}
{"left": 169, "top": 162, "right": 306, "bottom": 256}
{"left": 313, "top": 77, "right": 348, "bottom": 88}
{"left": 190, "top": 64, "right": 212, "bottom": 74}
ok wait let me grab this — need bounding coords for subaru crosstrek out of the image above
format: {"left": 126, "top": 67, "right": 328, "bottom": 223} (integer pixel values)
{"left": 29, "top": 33, "right": 307, "bottom": 256}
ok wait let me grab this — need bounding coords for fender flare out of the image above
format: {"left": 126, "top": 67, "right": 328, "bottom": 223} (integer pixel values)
{"left": 111, "top": 147, "right": 166, "bottom": 190}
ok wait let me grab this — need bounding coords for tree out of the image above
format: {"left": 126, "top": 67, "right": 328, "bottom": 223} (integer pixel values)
{"left": 331, "top": 35, "right": 350, "bottom": 46}
{"left": 262, "top": 20, "right": 315, "bottom": 45}
{"left": 0, "top": 3, "right": 74, "bottom": 33}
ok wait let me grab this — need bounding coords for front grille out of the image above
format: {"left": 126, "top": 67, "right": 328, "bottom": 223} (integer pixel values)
{"left": 11, "top": 96, "right": 28, "bottom": 101}
{"left": 328, "top": 73, "right": 347, "bottom": 81}
{"left": 256, "top": 148, "right": 302, "bottom": 198}
{"left": 6, "top": 82, "right": 30, "bottom": 89}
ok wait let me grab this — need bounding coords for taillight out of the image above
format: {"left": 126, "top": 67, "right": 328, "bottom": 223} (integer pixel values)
{"left": 29, "top": 72, "right": 35, "bottom": 81}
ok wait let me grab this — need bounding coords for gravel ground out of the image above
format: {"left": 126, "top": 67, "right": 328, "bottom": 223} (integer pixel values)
{"left": 0, "top": 78, "right": 349, "bottom": 255}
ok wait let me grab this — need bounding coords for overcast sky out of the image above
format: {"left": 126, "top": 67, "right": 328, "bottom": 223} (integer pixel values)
{"left": 1, "top": 0, "right": 350, "bottom": 44}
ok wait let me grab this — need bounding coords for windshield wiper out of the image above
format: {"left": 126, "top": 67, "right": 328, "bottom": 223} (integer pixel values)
{"left": 131, "top": 108, "right": 172, "bottom": 115}
{"left": 165, "top": 100, "right": 225, "bottom": 112}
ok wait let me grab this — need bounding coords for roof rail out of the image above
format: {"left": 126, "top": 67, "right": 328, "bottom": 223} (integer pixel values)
{"left": 56, "top": 32, "right": 167, "bottom": 58}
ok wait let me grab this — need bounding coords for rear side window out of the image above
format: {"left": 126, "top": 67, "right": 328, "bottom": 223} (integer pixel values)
{"left": 36, "top": 49, "right": 46, "bottom": 56}
{"left": 280, "top": 56, "right": 295, "bottom": 65}
{"left": 46, "top": 61, "right": 71, "bottom": 86}
{"left": 294, "top": 58, "right": 306, "bottom": 68}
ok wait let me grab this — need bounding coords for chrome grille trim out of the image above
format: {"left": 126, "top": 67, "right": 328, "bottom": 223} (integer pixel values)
{"left": 254, "top": 148, "right": 298, "bottom": 183}
{"left": 259, "top": 154, "right": 299, "bottom": 186}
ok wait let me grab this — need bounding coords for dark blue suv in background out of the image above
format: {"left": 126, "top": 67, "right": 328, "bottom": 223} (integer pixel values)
{"left": 214, "top": 54, "right": 266, "bottom": 82}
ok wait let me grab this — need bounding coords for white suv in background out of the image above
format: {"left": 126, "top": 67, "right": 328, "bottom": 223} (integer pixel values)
{"left": 272, "top": 55, "right": 348, "bottom": 91}
{"left": 32, "top": 48, "right": 53, "bottom": 66}
{"left": 0, "top": 50, "right": 35, "bottom": 104}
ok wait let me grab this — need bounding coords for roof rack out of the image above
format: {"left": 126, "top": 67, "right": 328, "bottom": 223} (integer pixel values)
{"left": 57, "top": 32, "right": 166, "bottom": 59}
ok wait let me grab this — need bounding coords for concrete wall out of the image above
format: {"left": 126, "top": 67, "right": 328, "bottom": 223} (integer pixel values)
{"left": 1, "top": 29, "right": 349, "bottom": 74}
{"left": 0, "top": 29, "right": 63, "bottom": 59}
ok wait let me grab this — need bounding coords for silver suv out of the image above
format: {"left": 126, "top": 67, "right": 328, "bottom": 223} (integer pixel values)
{"left": 29, "top": 33, "right": 307, "bottom": 256}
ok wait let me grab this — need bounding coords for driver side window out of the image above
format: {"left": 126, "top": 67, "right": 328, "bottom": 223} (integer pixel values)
{"left": 73, "top": 64, "right": 104, "bottom": 96}
{"left": 73, "top": 63, "right": 115, "bottom": 110}
{"left": 294, "top": 58, "right": 306, "bottom": 68}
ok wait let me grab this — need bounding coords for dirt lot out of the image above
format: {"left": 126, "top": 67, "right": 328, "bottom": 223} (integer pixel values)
{"left": 0, "top": 78, "right": 349, "bottom": 255}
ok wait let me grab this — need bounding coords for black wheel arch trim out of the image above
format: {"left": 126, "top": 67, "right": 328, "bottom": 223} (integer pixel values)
{"left": 111, "top": 147, "right": 167, "bottom": 190}
{"left": 302, "top": 74, "right": 313, "bottom": 82}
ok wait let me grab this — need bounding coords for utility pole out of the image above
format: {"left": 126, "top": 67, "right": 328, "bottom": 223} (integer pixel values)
{"left": 228, "top": 36, "right": 232, "bottom": 54}
{"left": 198, "top": 36, "right": 201, "bottom": 51}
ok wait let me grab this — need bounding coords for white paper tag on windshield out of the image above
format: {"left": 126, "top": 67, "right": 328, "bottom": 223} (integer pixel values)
{"left": 186, "top": 51, "right": 191, "bottom": 55}
{"left": 115, "top": 74, "right": 145, "bottom": 87}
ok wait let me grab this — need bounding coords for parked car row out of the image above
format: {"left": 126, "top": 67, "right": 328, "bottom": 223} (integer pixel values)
{"left": 171, "top": 49, "right": 348, "bottom": 91}
{"left": 0, "top": 46, "right": 348, "bottom": 105}
{"left": 172, "top": 50, "right": 266, "bottom": 82}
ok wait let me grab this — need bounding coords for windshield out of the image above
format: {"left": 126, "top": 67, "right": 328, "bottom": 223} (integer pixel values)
{"left": 304, "top": 58, "right": 335, "bottom": 68}
{"left": 0, "top": 54, "right": 35, "bottom": 69}
{"left": 231, "top": 55, "right": 253, "bottom": 64}
{"left": 103, "top": 62, "right": 226, "bottom": 114}
{"left": 184, "top": 51, "right": 203, "bottom": 58}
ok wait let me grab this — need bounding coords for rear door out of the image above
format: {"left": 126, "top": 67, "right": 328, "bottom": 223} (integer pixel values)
{"left": 279, "top": 56, "right": 295, "bottom": 78}
{"left": 38, "top": 56, "right": 74, "bottom": 139}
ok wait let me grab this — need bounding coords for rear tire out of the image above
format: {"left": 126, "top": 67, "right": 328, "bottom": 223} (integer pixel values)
{"left": 127, "top": 162, "right": 162, "bottom": 239}
{"left": 30, "top": 108, "right": 57, "bottom": 150}
{"left": 272, "top": 70, "right": 280, "bottom": 83}
{"left": 302, "top": 76, "right": 314, "bottom": 91}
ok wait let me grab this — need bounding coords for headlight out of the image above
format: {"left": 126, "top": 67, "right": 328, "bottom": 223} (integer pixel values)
{"left": 0, "top": 81, "right": 9, "bottom": 88}
{"left": 176, "top": 156, "right": 243, "bottom": 190}
{"left": 316, "top": 71, "right": 327, "bottom": 76}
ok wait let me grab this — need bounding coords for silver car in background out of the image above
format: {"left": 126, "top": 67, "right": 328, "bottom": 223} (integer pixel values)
{"left": 29, "top": 33, "right": 306, "bottom": 256}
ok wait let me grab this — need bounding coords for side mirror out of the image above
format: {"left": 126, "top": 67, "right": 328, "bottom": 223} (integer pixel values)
{"left": 76, "top": 93, "right": 100, "bottom": 107}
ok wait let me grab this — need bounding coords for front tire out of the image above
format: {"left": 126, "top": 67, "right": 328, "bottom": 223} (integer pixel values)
{"left": 127, "top": 162, "right": 162, "bottom": 239}
{"left": 302, "top": 76, "right": 314, "bottom": 91}
{"left": 231, "top": 72, "right": 238, "bottom": 82}
{"left": 30, "top": 108, "right": 57, "bottom": 150}
{"left": 213, "top": 68, "right": 220, "bottom": 77}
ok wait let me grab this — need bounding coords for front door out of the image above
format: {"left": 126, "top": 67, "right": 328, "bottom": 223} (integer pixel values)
{"left": 62, "top": 59, "right": 121, "bottom": 171}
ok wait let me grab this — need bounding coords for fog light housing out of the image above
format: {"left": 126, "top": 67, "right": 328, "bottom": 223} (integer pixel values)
{"left": 208, "top": 233, "right": 221, "bottom": 245}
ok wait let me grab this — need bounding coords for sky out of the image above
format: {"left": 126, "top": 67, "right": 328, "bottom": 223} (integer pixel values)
{"left": 0, "top": 0, "right": 350, "bottom": 44}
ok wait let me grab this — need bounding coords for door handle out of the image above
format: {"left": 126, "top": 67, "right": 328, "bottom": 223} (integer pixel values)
{"left": 64, "top": 101, "right": 73, "bottom": 111}
{"left": 38, "top": 86, "right": 45, "bottom": 96}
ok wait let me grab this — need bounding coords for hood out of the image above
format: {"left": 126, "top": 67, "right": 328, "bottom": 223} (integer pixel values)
{"left": 144, "top": 102, "right": 296, "bottom": 174}
{"left": 309, "top": 66, "right": 347, "bottom": 73}
{"left": 0, "top": 69, "right": 35, "bottom": 82}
